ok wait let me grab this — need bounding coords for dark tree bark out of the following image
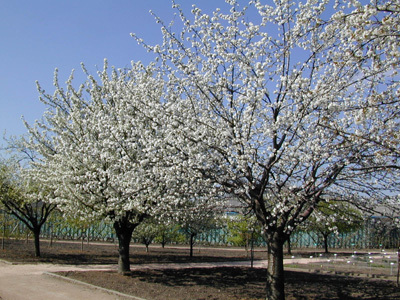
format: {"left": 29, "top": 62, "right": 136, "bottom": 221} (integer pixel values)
{"left": 265, "top": 231, "right": 287, "bottom": 300}
{"left": 286, "top": 237, "right": 292, "bottom": 256}
{"left": 160, "top": 231, "right": 167, "bottom": 248}
{"left": 33, "top": 227, "right": 41, "bottom": 257}
{"left": 3, "top": 201, "right": 56, "bottom": 257}
{"left": 2, "top": 210, "right": 6, "bottom": 250}
{"left": 323, "top": 233, "right": 330, "bottom": 254}
{"left": 189, "top": 232, "right": 196, "bottom": 258}
{"left": 161, "top": 238, "right": 166, "bottom": 248}
{"left": 113, "top": 217, "right": 136, "bottom": 275}
{"left": 113, "top": 212, "right": 146, "bottom": 275}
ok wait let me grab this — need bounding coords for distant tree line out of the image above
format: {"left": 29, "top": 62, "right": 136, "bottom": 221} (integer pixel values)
{"left": 2, "top": 209, "right": 398, "bottom": 253}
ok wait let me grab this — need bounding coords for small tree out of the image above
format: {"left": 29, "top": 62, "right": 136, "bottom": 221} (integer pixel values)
{"left": 303, "top": 200, "right": 363, "bottom": 253}
{"left": 367, "top": 213, "right": 400, "bottom": 249}
{"left": 226, "top": 214, "right": 262, "bottom": 248}
{"left": 61, "top": 215, "right": 97, "bottom": 251}
{"left": 24, "top": 62, "right": 167, "bottom": 273}
{"left": 132, "top": 218, "right": 159, "bottom": 252}
{"left": 0, "top": 160, "right": 56, "bottom": 257}
{"left": 225, "top": 213, "right": 263, "bottom": 267}
{"left": 1, "top": 208, "right": 11, "bottom": 250}
{"left": 177, "top": 199, "right": 219, "bottom": 257}
{"left": 154, "top": 223, "right": 183, "bottom": 248}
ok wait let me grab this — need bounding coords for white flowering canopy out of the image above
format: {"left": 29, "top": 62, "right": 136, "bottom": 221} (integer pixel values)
{"left": 132, "top": 0, "right": 400, "bottom": 238}
{"left": 25, "top": 61, "right": 175, "bottom": 222}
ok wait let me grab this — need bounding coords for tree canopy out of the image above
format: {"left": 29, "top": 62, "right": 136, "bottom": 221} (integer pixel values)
{"left": 132, "top": 1, "right": 399, "bottom": 299}
{"left": 23, "top": 0, "right": 399, "bottom": 298}
{"left": 0, "top": 159, "right": 56, "bottom": 257}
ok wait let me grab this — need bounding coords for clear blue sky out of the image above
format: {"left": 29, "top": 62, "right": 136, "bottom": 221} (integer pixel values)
{"left": 0, "top": 0, "right": 230, "bottom": 144}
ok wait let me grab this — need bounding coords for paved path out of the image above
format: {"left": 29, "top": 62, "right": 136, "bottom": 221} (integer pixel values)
{"left": 0, "top": 261, "right": 132, "bottom": 300}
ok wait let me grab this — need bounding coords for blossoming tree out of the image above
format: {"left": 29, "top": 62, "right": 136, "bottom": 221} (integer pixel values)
{"left": 0, "top": 159, "right": 56, "bottom": 257}
{"left": 24, "top": 61, "right": 172, "bottom": 273}
{"left": 133, "top": 0, "right": 400, "bottom": 299}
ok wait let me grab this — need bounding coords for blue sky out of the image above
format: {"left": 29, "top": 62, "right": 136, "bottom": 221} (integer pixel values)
{"left": 0, "top": 0, "right": 230, "bottom": 145}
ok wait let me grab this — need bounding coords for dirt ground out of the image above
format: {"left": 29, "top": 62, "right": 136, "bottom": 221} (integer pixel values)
{"left": 1, "top": 239, "right": 400, "bottom": 300}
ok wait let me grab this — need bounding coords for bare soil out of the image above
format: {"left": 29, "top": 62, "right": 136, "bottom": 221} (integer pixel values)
{"left": 1, "top": 239, "right": 400, "bottom": 300}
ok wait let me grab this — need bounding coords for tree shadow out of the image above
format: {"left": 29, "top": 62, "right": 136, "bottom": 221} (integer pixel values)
{"left": 129, "top": 267, "right": 400, "bottom": 300}
{"left": 285, "top": 271, "right": 400, "bottom": 300}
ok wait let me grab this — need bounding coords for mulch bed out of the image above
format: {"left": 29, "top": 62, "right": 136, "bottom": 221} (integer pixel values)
{"left": 58, "top": 267, "right": 400, "bottom": 300}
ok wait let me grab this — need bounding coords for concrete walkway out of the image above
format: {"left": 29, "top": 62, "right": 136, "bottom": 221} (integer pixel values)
{"left": 0, "top": 261, "right": 129, "bottom": 300}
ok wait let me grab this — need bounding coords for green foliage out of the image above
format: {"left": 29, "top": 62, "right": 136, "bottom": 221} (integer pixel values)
{"left": 180, "top": 214, "right": 217, "bottom": 241}
{"left": 42, "top": 211, "right": 115, "bottom": 242}
{"left": 0, "top": 158, "right": 57, "bottom": 256}
{"left": 302, "top": 200, "right": 364, "bottom": 252}
{"left": 225, "top": 214, "right": 263, "bottom": 248}
{"left": 131, "top": 218, "right": 187, "bottom": 251}
{"left": 0, "top": 161, "right": 21, "bottom": 206}
{"left": 153, "top": 223, "right": 185, "bottom": 246}
{"left": 132, "top": 219, "right": 159, "bottom": 247}
{"left": 1, "top": 211, "right": 16, "bottom": 240}
{"left": 307, "top": 200, "right": 364, "bottom": 234}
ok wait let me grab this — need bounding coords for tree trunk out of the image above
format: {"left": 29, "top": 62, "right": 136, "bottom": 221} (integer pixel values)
{"left": 49, "top": 224, "right": 53, "bottom": 247}
{"left": 33, "top": 227, "right": 41, "bottom": 257}
{"left": 265, "top": 232, "right": 286, "bottom": 300}
{"left": 161, "top": 233, "right": 166, "bottom": 248}
{"left": 250, "top": 230, "right": 254, "bottom": 268}
{"left": 286, "top": 237, "right": 292, "bottom": 256}
{"left": 189, "top": 233, "right": 196, "bottom": 257}
{"left": 113, "top": 219, "right": 135, "bottom": 275}
{"left": 2, "top": 212, "right": 6, "bottom": 250}
{"left": 323, "top": 233, "right": 329, "bottom": 254}
{"left": 397, "top": 247, "right": 400, "bottom": 287}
